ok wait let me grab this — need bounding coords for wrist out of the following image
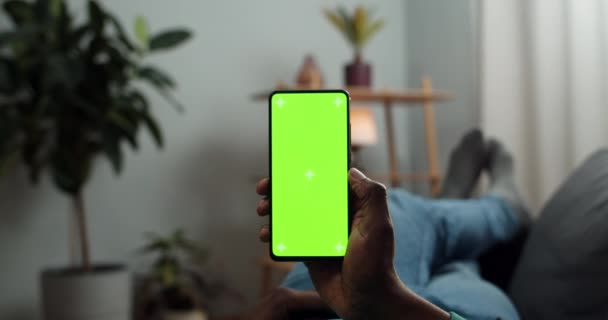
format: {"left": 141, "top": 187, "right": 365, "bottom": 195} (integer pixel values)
{"left": 387, "top": 284, "right": 450, "bottom": 320}
{"left": 346, "top": 276, "right": 450, "bottom": 320}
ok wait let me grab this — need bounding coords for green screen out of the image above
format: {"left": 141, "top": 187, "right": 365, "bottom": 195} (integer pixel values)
{"left": 270, "top": 91, "right": 349, "bottom": 258}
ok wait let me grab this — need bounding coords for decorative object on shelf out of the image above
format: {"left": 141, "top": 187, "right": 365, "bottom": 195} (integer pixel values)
{"left": 252, "top": 80, "right": 450, "bottom": 193}
{"left": 135, "top": 229, "right": 244, "bottom": 320}
{"left": 323, "top": 5, "right": 384, "bottom": 86}
{"left": 0, "top": 1, "right": 192, "bottom": 319}
{"left": 295, "top": 54, "right": 324, "bottom": 89}
{"left": 350, "top": 106, "right": 378, "bottom": 168}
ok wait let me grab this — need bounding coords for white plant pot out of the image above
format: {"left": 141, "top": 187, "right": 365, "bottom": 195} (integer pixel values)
{"left": 163, "top": 309, "right": 208, "bottom": 320}
{"left": 40, "top": 264, "right": 131, "bottom": 320}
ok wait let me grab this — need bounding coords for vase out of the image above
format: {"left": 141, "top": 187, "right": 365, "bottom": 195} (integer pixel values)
{"left": 344, "top": 54, "right": 372, "bottom": 87}
{"left": 41, "top": 264, "right": 131, "bottom": 320}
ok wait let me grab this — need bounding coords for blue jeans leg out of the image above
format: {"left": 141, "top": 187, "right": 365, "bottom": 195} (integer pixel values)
{"left": 280, "top": 189, "right": 522, "bottom": 319}
{"left": 387, "top": 190, "right": 521, "bottom": 288}
{"left": 423, "top": 261, "right": 520, "bottom": 320}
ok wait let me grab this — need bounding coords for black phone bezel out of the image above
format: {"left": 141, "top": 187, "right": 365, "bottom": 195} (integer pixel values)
{"left": 268, "top": 89, "right": 351, "bottom": 262}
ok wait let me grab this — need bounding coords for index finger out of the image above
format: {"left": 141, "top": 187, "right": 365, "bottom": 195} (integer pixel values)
{"left": 256, "top": 177, "right": 270, "bottom": 196}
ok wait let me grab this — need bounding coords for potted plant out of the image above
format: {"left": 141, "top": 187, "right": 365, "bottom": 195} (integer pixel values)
{"left": 0, "top": 1, "right": 191, "bottom": 319}
{"left": 135, "top": 229, "right": 243, "bottom": 320}
{"left": 323, "top": 5, "right": 385, "bottom": 87}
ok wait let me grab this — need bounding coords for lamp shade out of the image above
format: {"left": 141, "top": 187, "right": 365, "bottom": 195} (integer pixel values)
{"left": 350, "top": 106, "right": 378, "bottom": 146}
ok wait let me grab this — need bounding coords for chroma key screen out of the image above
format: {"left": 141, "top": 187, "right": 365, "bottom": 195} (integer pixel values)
{"left": 270, "top": 91, "right": 350, "bottom": 259}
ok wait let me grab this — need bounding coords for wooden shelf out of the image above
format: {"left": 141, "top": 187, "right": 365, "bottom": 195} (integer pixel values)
{"left": 368, "top": 172, "right": 441, "bottom": 183}
{"left": 347, "top": 87, "right": 451, "bottom": 103}
{"left": 252, "top": 86, "right": 451, "bottom": 104}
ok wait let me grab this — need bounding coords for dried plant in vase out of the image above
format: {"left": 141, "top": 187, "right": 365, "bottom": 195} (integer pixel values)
{"left": 323, "top": 5, "right": 384, "bottom": 86}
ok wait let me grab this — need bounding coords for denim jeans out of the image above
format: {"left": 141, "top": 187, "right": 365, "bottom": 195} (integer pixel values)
{"left": 281, "top": 189, "right": 522, "bottom": 320}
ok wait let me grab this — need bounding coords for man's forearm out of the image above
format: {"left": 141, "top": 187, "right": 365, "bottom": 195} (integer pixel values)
{"left": 390, "top": 287, "right": 450, "bottom": 320}
{"left": 346, "top": 283, "right": 450, "bottom": 320}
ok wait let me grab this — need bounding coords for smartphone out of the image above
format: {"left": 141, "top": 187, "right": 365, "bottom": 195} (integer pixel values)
{"left": 269, "top": 90, "right": 350, "bottom": 261}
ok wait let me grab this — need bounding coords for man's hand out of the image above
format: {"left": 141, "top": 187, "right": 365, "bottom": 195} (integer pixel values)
{"left": 256, "top": 168, "right": 450, "bottom": 320}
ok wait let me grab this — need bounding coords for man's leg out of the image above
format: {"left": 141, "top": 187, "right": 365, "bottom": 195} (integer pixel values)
{"left": 280, "top": 262, "right": 315, "bottom": 291}
{"left": 413, "top": 140, "right": 527, "bottom": 319}
{"left": 439, "top": 129, "right": 486, "bottom": 199}
{"left": 422, "top": 261, "right": 521, "bottom": 320}
{"left": 281, "top": 129, "right": 488, "bottom": 291}
{"left": 280, "top": 134, "right": 526, "bottom": 315}
{"left": 418, "top": 140, "right": 528, "bottom": 269}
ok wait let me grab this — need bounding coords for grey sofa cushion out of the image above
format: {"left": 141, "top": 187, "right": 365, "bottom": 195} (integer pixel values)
{"left": 509, "top": 150, "right": 608, "bottom": 320}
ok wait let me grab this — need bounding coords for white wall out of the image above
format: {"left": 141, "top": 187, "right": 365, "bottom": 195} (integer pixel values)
{"left": 0, "top": 1, "right": 408, "bottom": 318}
{"left": 405, "top": 0, "right": 479, "bottom": 194}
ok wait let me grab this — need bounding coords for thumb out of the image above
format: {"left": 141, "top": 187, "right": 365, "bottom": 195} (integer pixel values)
{"left": 348, "top": 168, "right": 392, "bottom": 239}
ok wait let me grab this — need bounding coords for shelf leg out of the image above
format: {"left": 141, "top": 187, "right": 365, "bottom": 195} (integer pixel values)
{"left": 421, "top": 77, "right": 441, "bottom": 196}
{"left": 383, "top": 100, "right": 400, "bottom": 187}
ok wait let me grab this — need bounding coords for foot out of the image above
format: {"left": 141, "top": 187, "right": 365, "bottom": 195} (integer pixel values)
{"left": 486, "top": 139, "right": 531, "bottom": 226}
{"left": 439, "top": 129, "right": 486, "bottom": 198}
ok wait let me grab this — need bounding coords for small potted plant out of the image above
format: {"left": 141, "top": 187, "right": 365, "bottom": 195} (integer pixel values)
{"left": 136, "top": 229, "right": 244, "bottom": 320}
{"left": 323, "top": 5, "right": 385, "bottom": 87}
{"left": 0, "top": 1, "right": 191, "bottom": 319}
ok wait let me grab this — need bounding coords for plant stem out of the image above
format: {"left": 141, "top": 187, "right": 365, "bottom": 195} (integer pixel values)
{"left": 69, "top": 210, "right": 78, "bottom": 266}
{"left": 354, "top": 49, "right": 363, "bottom": 63}
{"left": 73, "top": 191, "right": 91, "bottom": 271}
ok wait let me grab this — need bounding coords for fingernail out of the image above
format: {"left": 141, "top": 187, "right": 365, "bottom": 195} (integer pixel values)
{"left": 349, "top": 168, "right": 366, "bottom": 181}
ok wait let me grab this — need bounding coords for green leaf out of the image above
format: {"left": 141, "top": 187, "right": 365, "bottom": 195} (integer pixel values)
{"left": 172, "top": 228, "right": 185, "bottom": 242}
{"left": 141, "top": 112, "right": 164, "bottom": 148}
{"left": 135, "top": 67, "right": 183, "bottom": 112}
{"left": 49, "top": 0, "right": 62, "bottom": 18}
{"left": 52, "top": 167, "right": 78, "bottom": 194}
{"left": 107, "top": 110, "right": 138, "bottom": 150}
{"left": 337, "top": 6, "right": 356, "bottom": 46}
{"left": 149, "top": 29, "right": 192, "bottom": 51}
{"left": 360, "top": 20, "right": 384, "bottom": 47}
{"left": 106, "top": 13, "right": 135, "bottom": 51}
{"left": 70, "top": 25, "right": 91, "bottom": 46}
{"left": 159, "top": 258, "right": 178, "bottom": 287}
{"left": 51, "top": 153, "right": 82, "bottom": 195}
{"left": 176, "top": 237, "right": 207, "bottom": 259}
{"left": 0, "top": 58, "right": 15, "bottom": 93}
{"left": 44, "top": 53, "right": 81, "bottom": 89}
{"left": 129, "top": 90, "right": 149, "bottom": 112}
{"left": 87, "top": 0, "right": 105, "bottom": 34}
{"left": 159, "top": 89, "right": 184, "bottom": 113}
{"left": 3, "top": 0, "right": 33, "bottom": 26}
{"left": 103, "top": 138, "right": 123, "bottom": 174}
{"left": 34, "top": 0, "right": 51, "bottom": 21}
{"left": 134, "top": 15, "right": 149, "bottom": 50}
{"left": 54, "top": 2, "right": 74, "bottom": 43}
{"left": 0, "top": 27, "right": 41, "bottom": 45}
{"left": 137, "top": 66, "right": 175, "bottom": 89}
{"left": 323, "top": 9, "right": 348, "bottom": 35}
{"left": 139, "top": 238, "right": 171, "bottom": 254}
{"left": 65, "top": 93, "right": 101, "bottom": 118}
{"left": 353, "top": 6, "right": 367, "bottom": 45}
